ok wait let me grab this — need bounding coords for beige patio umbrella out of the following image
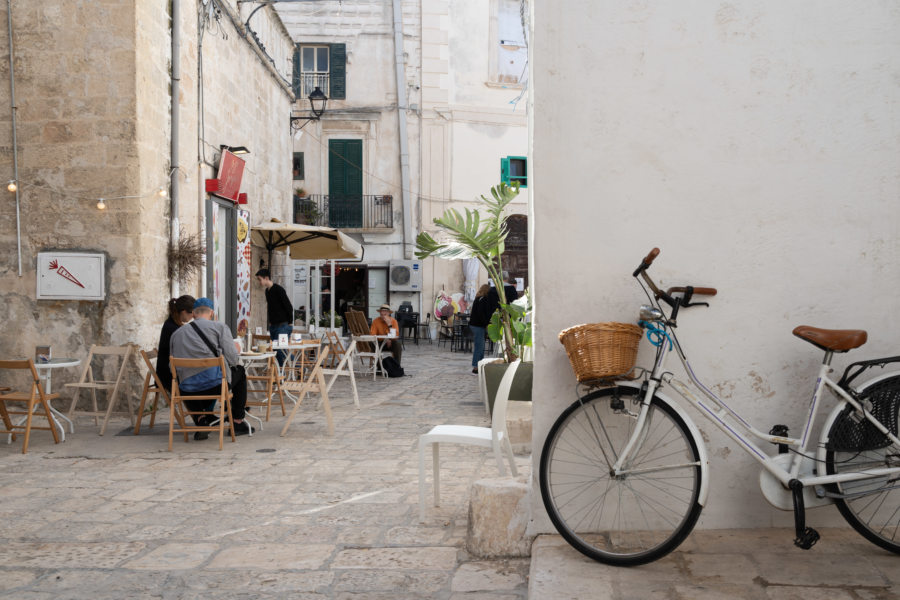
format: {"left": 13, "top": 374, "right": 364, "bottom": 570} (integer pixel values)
{"left": 250, "top": 219, "right": 363, "bottom": 331}
{"left": 250, "top": 219, "right": 363, "bottom": 265}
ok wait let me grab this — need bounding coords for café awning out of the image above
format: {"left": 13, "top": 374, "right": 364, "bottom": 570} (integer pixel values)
{"left": 250, "top": 220, "right": 364, "bottom": 266}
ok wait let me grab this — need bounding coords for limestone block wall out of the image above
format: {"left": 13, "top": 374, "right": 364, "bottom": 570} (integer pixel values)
{"left": 0, "top": 1, "right": 293, "bottom": 395}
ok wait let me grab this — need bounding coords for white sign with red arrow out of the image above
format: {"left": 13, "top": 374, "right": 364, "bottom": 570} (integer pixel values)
{"left": 37, "top": 252, "right": 105, "bottom": 300}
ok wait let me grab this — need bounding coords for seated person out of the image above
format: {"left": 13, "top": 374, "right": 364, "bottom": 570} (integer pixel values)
{"left": 169, "top": 297, "right": 251, "bottom": 438}
{"left": 156, "top": 295, "right": 195, "bottom": 393}
{"left": 371, "top": 303, "right": 402, "bottom": 365}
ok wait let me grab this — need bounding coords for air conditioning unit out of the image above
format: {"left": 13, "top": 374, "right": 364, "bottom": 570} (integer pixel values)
{"left": 389, "top": 260, "right": 423, "bottom": 292}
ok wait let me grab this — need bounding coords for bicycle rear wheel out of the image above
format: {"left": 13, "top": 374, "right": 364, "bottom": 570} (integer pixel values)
{"left": 540, "top": 386, "right": 703, "bottom": 566}
{"left": 825, "top": 377, "right": 900, "bottom": 554}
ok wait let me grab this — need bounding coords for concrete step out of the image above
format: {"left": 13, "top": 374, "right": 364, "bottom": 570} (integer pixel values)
{"left": 529, "top": 528, "right": 899, "bottom": 599}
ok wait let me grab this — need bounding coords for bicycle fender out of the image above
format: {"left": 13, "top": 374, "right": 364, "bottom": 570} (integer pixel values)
{"left": 816, "top": 371, "right": 900, "bottom": 465}
{"left": 617, "top": 381, "right": 711, "bottom": 507}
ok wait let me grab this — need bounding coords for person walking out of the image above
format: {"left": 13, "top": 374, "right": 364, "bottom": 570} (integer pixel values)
{"left": 169, "top": 298, "right": 251, "bottom": 438}
{"left": 468, "top": 284, "right": 496, "bottom": 374}
{"left": 255, "top": 268, "right": 294, "bottom": 366}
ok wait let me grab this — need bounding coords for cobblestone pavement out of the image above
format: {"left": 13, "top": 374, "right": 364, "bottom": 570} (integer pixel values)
{"left": 0, "top": 342, "right": 530, "bottom": 599}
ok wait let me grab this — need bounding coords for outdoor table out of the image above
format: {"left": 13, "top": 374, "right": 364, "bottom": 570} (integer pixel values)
{"left": 32, "top": 357, "right": 80, "bottom": 440}
{"left": 238, "top": 351, "right": 275, "bottom": 430}
{"left": 353, "top": 334, "right": 396, "bottom": 378}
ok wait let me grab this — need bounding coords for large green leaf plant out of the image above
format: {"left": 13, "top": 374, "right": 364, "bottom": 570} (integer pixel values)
{"left": 415, "top": 182, "right": 529, "bottom": 362}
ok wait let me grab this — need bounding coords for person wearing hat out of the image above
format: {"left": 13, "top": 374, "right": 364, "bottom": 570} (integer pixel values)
{"left": 169, "top": 297, "right": 252, "bottom": 438}
{"left": 370, "top": 303, "right": 402, "bottom": 365}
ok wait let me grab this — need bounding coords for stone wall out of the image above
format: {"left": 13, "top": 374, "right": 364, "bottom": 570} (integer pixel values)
{"left": 0, "top": 1, "right": 293, "bottom": 397}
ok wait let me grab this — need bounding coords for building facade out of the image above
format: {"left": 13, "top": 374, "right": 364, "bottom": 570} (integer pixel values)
{"left": 275, "top": 0, "right": 529, "bottom": 323}
{"left": 0, "top": 1, "right": 294, "bottom": 378}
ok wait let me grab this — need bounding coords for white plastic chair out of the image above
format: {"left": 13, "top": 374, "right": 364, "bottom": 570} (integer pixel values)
{"left": 418, "top": 359, "right": 521, "bottom": 522}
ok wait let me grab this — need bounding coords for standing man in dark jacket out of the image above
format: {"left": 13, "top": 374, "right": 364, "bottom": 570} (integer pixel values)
{"left": 468, "top": 284, "right": 496, "bottom": 374}
{"left": 255, "top": 268, "right": 294, "bottom": 366}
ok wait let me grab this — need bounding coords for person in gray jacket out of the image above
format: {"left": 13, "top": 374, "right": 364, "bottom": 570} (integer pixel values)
{"left": 169, "top": 297, "right": 251, "bottom": 437}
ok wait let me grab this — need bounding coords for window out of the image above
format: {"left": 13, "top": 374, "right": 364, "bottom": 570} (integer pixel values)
{"left": 293, "top": 152, "right": 304, "bottom": 180}
{"left": 489, "top": 0, "right": 528, "bottom": 86}
{"left": 501, "top": 156, "right": 527, "bottom": 188}
{"left": 293, "top": 43, "right": 346, "bottom": 100}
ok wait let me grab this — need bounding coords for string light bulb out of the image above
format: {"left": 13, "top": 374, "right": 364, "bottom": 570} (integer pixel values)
{"left": 157, "top": 187, "right": 168, "bottom": 197}
{"left": 7, "top": 180, "right": 16, "bottom": 192}
{"left": 96, "top": 198, "right": 106, "bottom": 210}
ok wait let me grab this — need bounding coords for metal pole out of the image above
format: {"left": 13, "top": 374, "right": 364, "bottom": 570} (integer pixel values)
{"left": 7, "top": 0, "right": 21, "bottom": 276}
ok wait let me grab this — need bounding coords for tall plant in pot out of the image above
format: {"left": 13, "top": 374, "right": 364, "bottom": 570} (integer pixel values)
{"left": 415, "top": 182, "right": 529, "bottom": 363}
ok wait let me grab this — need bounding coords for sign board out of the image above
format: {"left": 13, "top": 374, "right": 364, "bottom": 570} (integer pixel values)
{"left": 213, "top": 150, "right": 246, "bottom": 203}
{"left": 37, "top": 252, "right": 105, "bottom": 300}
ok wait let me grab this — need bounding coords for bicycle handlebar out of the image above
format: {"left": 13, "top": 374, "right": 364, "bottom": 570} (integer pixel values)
{"left": 632, "top": 247, "right": 660, "bottom": 277}
{"left": 667, "top": 286, "right": 718, "bottom": 297}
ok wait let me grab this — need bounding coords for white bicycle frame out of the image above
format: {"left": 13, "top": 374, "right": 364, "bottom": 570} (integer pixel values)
{"left": 614, "top": 322, "right": 900, "bottom": 497}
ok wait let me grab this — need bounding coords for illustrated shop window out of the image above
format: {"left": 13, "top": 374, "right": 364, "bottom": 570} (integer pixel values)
{"left": 293, "top": 152, "right": 305, "bottom": 180}
{"left": 292, "top": 43, "right": 346, "bottom": 100}
{"left": 501, "top": 156, "right": 527, "bottom": 188}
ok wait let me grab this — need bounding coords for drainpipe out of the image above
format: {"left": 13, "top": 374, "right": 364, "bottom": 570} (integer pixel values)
{"left": 391, "top": 0, "right": 413, "bottom": 259}
{"left": 7, "top": 0, "right": 21, "bottom": 276}
{"left": 170, "top": 0, "right": 181, "bottom": 297}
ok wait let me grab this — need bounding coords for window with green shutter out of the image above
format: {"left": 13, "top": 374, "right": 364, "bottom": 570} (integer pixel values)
{"left": 501, "top": 156, "right": 527, "bottom": 187}
{"left": 292, "top": 43, "right": 346, "bottom": 100}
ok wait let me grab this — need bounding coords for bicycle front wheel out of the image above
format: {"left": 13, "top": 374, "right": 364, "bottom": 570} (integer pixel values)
{"left": 825, "top": 377, "right": 900, "bottom": 554}
{"left": 540, "top": 386, "right": 704, "bottom": 566}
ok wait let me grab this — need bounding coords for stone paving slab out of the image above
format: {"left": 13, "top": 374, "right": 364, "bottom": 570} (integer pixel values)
{"left": 0, "top": 343, "right": 529, "bottom": 599}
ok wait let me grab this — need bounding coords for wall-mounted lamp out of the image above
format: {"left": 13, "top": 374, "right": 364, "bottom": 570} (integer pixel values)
{"left": 290, "top": 87, "right": 328, "bottom": 131}
{"left": 7, "top": 180, "right": 16, "bottom": 192}
{"left": 220, "top": 145, "right": 250, "bottom": 155}
{"left": 96, "top": 198, "right": 107, "bottom": 210}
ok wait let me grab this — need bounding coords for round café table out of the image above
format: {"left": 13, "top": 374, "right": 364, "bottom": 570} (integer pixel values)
{"left": 31, "top": 357, "right": 80, "bottom": 440}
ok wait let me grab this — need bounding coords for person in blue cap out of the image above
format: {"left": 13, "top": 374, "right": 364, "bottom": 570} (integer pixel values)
{"left": 169, "top": 297, "right": 252, "bottom": 438}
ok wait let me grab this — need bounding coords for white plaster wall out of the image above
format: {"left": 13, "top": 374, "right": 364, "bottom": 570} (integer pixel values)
{"left": 531, "top": 1, "right": 900, "bottom": 530}
{"left": 450, "top": 116, "right": 527, "bottom": 201}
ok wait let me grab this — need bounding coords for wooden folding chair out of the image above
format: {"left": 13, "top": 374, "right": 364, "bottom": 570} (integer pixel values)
{"left": 323, "top": 330, "right": 344, "bottom": 368}
{"left": 65, "top": 344, "right": 134, "bottom": 435}
{"left": 245, "top": 354, "right": 286, "bottom": 421}
{"left": 345, "top": 309, "right": 382, "bottom": 379}
{"left": 0, "top": 359, "right": 61, "bottom": 453}
{"left": 168, "top": 356, "right": 235, "bottom": 451}
{"left": 134, "top": 349, "right": 184, "bottom": 434}
{"left": 280, "top": 347, "right": 334, "bottom": 436}
{"left": 320, "top": 339, "right": 360, "bottom": 409}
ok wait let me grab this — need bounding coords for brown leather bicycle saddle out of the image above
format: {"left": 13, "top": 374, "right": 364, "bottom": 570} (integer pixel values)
{"left": 792, "top": 326, "right": 867, "bottom": 352}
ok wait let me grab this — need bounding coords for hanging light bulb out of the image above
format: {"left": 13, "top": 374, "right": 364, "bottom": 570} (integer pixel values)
{"left": 96, "top": 198, "right": 107, "bottom": 210}
{"left": 7, "top": 180, "right": 17, "bottom": 192}
{"left": 157, "top": 186, "right": 168, "bottom": 197}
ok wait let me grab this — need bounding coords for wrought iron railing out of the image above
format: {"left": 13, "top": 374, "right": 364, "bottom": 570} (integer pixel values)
{"left": 294, "top": 194, "right": 393, "bottom": 229}
{"left": 298, "top": 73, "right": 330, "bottom": 98}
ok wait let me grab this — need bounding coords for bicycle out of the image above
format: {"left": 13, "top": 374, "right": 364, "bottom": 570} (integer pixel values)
{"left": 540, "top": 248, "right": 900, "bottom": 566}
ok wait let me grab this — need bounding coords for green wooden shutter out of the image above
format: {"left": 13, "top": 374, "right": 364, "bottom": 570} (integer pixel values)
{"left": 328, "top": 139, "right": 363, "bottom": 227}
{"left": 500, "top": 157, "right": 510, "bottom": 184}
{"left": 329, "top": 43, "right": 346, "bottom": 100}
{"left": 292, "top": 45, "right": 302, "bottom": 98}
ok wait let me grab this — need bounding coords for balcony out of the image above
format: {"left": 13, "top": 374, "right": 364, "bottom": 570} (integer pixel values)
{"left": 298, "top": 73, "right": 330, "bottom": 98}
{"left": 294, "top": 194, "right": 393, "bottom": 230}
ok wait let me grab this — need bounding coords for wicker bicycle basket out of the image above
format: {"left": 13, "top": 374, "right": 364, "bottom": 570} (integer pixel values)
{"left": 558, "top": 322, "right": 643, "bottom": 382}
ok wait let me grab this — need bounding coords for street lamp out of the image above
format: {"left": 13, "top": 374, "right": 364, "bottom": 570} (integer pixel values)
{"left": 290, "top": 87, "right": 328, "bottom": 131}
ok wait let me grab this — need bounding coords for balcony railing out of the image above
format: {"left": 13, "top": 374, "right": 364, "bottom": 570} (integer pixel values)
{"left": 294, "top": 194, "right": 393, "bottom": 230}
{"left": 298, "top": 73, "right": 330, "bottom": 98}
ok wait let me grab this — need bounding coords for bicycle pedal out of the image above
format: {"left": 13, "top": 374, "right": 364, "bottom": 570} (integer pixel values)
{"left": 793, "top": 527, "right": 820, "bottom": 550}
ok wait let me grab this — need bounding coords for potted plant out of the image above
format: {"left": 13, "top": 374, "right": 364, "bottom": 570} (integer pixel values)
{"left": 415, "top": 182, "right": 532, "bottom": 409}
